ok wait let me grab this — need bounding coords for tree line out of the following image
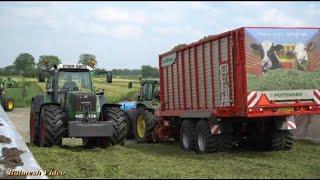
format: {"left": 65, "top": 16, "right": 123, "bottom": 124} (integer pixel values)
{"left": 0, "top": 53, "right": 159, "bottom": 78}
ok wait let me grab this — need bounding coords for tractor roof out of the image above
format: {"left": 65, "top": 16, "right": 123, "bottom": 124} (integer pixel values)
{"left": 56, "top": 64, "right": 92, "bottom": 71}
{"left": 141, "top": 78, "right": 159, "bottom": 83}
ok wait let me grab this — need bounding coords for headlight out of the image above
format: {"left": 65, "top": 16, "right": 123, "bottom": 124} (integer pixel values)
{"left": 75, "top": 114, "right": 84, "bottom": 118}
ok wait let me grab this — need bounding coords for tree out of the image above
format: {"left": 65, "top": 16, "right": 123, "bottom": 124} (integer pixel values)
{"left": 79, "top": 54, "right": 97, "bottom": 69}
{"left": 37, "top": 55, "right": 61, "bottom": 71}
{"left": 141, "top": 65, "right": 159, "bottom": 78}
{"left": 14, "top": 53, "right": 36, "bottom": 77}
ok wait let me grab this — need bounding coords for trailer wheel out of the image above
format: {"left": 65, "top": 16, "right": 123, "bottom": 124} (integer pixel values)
{"left": 180, "top": 120, "right": 197, "bottom": 151}
{"left": 39, "top": 105, "right": 64, "bottom": 147}
{"left": 195, "top": 120, "right": 222, "bottom": 154}
{"left": 133, "top": 107, "right": 157, "bottom": 143}
{"left": 269, "top": 130, "right": 293, "bottom": 151}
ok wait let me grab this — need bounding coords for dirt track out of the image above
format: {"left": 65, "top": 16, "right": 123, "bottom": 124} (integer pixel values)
{"left": 6, "top": 108, "right": 30, "bottom": 142}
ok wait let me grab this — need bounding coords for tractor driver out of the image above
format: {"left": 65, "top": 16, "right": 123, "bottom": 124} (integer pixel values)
{"left": 62, "top": 74, "right": 78, "bottom": 91}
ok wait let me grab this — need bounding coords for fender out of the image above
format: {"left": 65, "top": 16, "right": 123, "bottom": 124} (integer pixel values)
{"left": 275, "top": 116, "right": 296, "bottom": 130}
{"left": 32, "top": 95, "right": 44, "bottom": 114}
{"left": 136, "top": 102, "right": 155, "bottom": 112}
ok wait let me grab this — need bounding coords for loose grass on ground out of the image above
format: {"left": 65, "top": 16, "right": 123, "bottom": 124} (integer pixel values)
{"left": 29, "top": 140, "right": 320, "bottom": 179}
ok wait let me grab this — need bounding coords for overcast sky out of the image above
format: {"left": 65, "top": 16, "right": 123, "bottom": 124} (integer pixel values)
{"left": 0, "top": 1, "right": 319, "bottom": 70}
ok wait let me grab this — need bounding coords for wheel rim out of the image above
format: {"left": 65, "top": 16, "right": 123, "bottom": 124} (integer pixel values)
{"left": 7, "top": 100, "right": 13, "bottom": 110}
{"left": 182, "top": 129, "right": 190, "bottom": 149}
{"left": 137, "top": 115, "right": 146, "bottom": 138}
{"left": 197, "top": 131, "right": 206, "bottom": 152}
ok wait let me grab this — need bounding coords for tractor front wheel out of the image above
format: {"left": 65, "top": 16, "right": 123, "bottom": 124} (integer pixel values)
{"left": 39, "top": 105, "right": 64, "bottom": 147}
{"left": 102, "top": 106, "right": 127, "bottom": 146}
{"left": 133, "top": 107, "right": 157, "bottom": 143}
{"left": 2, "top": 97, "right": 14, "bottom": 112}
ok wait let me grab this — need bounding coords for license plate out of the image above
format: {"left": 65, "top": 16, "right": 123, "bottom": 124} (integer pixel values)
{"left": 278, "top": 107, "right": 294, "bottom": 113}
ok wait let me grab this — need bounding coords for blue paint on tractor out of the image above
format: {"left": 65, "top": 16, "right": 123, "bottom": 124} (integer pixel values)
{"left": 119, "top": 101, "right": 137, "bottom": 111}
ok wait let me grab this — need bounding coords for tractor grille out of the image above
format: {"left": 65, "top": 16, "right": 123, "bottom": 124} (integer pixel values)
{"left": 69, "top": 93, "right": 96, "bottom": 112}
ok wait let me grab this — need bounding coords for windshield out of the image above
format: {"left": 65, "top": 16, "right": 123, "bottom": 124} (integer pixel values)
{"left": 58, "top": 71, "right": 92, "bottom": 92}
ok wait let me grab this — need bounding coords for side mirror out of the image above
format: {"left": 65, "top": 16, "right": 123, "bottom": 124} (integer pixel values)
{"left": 47, "top": 88, "right": 54, "bottom": 94}
{"left": 96, "top": 89, "right": 104, "bottom": 96}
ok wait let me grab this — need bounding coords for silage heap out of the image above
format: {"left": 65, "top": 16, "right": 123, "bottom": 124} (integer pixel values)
{"left": 248, "top": 69, "right": 320, "bottom": 91}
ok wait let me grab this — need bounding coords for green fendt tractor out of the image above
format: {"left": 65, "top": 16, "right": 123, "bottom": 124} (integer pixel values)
{"left": 124, "top": 79, "right": 161, "bottom": 142}
{"left": 29, "top": 64, "right": 127, "bottom": 148}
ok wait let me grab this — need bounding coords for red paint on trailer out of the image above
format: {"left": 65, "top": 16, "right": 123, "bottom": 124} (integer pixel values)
{"left": 171, "top": 61, "right": 175, "bottom": 110}
{"left": 181, "top": 51, "right": 187, "bottom": 110}
{"left": 202, "top": 44, "right": 208, "bottom": 109}
{"left": 194, "top": 47, "right": 200, "bottom": 109}
{"left": 188, "top": 49, "right": 193, "bottom": 109}
{"left": 210, "top": 41, "right": 215, "bottom": 108}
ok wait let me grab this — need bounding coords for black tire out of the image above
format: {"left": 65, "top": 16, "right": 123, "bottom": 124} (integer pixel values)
{"left": 133, "top": 107, "right": 157, "bottom": 143}
{"left": 102, "top": 106, "right": 127, "bottom": 146}
{"left": 269, "top": 130, "right": 293, "bottom": 151}
{"left": 2, "top": 97, "right": 14, "bottom": 112}
{"left": 29, "top": 103, "right": 40, "bottom": 146}
{"left": 39, "top": 105, "right": 64, "bottom": 147}
{"left": 195, "top": 120, "right": 222, "bottom": 154}
{"left": 180, "top": 120, "right": 197, "bottom": 151}
{"left": 221, "top": 133, "right": 234, "bottom": 152}
{"left": 125, "top": 111, "right": 135, "bottom": 139}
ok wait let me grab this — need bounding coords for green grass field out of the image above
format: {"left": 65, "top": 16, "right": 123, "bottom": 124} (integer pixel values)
{"left": 29, "top": 140, "right": 320, "bottom": 179}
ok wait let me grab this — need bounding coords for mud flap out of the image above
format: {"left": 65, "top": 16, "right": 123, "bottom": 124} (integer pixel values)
{"left": 275, "top": 116, "right": 297, "bottom": 130}
{"left": 208, "top": 117, "right": 223, "bottom": 135}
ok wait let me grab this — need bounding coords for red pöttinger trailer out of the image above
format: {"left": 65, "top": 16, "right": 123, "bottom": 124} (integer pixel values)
{"left": 146, "top": 27, "right": 320, "bottom": 153}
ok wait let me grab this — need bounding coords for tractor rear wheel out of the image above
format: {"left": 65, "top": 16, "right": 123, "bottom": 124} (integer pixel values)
{"left": 180, "top": 120, "right": 197, "bottom": 151}
{"left": 2, "top": 97, "right": 14, "bottom": 112}
{"left": 195, "top": 120, "right": 222, "bottom": 154}
{"left": 133, "top": 107, "right": 157, "bottom": 143}
{"left": 102, "top": 106, "right": 127, "bottom": 146}
{"left": 39, "top": 105, "right": 64, "bottom": 147}
{"left": 268, "top": 130, "right": 293, "bottom": 151}
{"left": 29, "top": 103, "right": 40, "bottom": 146}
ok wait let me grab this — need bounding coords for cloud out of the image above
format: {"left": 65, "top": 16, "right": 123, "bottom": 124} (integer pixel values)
{"left": 259, "top": 8, "right": 306, "bottom": 26}
{"left": 111, "top": 25, "right": 143, "bottom": 39}
{"left": 233, "top": 1, "right": 269, "bottom": 6}
{"left": 92, "top": 7, "right": 147, "bottom": 24}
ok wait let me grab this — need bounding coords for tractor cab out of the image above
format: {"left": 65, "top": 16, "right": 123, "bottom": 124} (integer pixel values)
{"left": 138, "top": 79, "right": 160, "bottom": 104}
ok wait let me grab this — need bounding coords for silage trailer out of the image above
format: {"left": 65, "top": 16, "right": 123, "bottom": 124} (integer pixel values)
{"left": 132, "top": 27, "right": 320, "bottom": 154}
